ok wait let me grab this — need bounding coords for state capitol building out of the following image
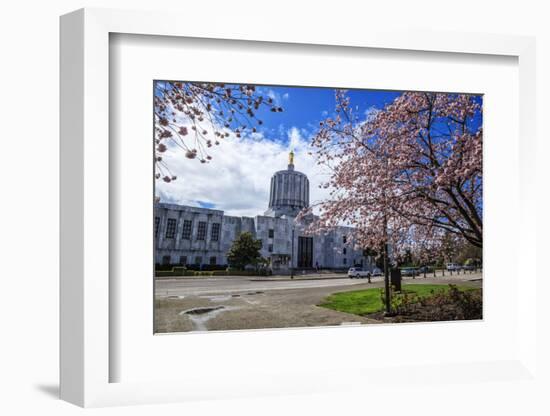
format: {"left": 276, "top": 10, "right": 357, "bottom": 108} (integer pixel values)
{"left": 154, "top": 151, "right": 373, "bottom": 273}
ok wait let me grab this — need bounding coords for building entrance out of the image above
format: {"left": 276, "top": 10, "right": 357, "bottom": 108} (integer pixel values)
{"left": 297, "top": 236, "right": 313, "bottom": 268}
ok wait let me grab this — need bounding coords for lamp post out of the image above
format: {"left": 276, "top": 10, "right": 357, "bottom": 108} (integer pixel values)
{"left": 383, "top": 241, "right": 391, "bottom": 314}
{"left": 290, "top": 226, "right": 295, "bottom": 279}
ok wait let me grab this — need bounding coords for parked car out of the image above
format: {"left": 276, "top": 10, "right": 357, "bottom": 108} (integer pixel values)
{"left": 372, "top": 267, "right": 383, "bottom": 276}
{"left": 348, "top": 267, "right": 372, "bottom": 279}
{"left": 401, "top": 267, "right": 419, "bottom": 277}
{"left": 418, "top": 266, "right": 434, "bottom": 274}
{"left": 462, "top": 264, "right": 476, "bottom": 271}
{"left": 446, "top": 263, "right": 461, "bottom": 271}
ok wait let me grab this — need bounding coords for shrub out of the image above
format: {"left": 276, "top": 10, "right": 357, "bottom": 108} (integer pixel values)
{"left": 155, "top": 263, "right": 175, "bottom": 271}
{"left": 427, "top": 284, "right": 482, "bottom": 320}
{"left": 155, "top": 267, "right": 272, "bottom": 277}
{"left": 155, "top": 270, "right": 175, "bottom": 277}
{"left": 380, "top": 284, "right": 482, "bottom": 321}
{"left": 192, "top": 271, "right": 214, "bottom": 277}
{"left": 391, "top": 290, "right": 422, "bottom": 315}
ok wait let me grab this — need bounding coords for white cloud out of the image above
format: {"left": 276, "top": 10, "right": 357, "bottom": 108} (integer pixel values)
{"left": 364, "top": 106, "right": 380, "bottom": 121}
{"left": 287, "top": 126, "right": 303, "bottom": 150}
{"left": 156, "top": 123, "right": 332, "bottom": 217}
{"left": 259, "top": 88, "right": 288, "bottom": 106}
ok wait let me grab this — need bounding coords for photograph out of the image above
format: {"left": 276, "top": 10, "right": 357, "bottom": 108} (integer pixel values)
{"left": 2, "top": 0, "right": 546, "bottom": 412}
{"left": 153, "top": 81, "right": 483, "bottom": 333}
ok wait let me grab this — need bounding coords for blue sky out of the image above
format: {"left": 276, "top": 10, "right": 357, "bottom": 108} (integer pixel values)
{"left": 245, "top": 85, "right": 403, "bottom": 142}
{"left": 252, "top": 85, "right": 482, "bottom": 140}
{"left": 155, "top": 83, "right": 482, "bottom": 216}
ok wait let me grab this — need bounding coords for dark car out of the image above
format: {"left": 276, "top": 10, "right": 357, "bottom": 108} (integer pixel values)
{"left": 400, "top": 267, "right": 419, "bottom": 277}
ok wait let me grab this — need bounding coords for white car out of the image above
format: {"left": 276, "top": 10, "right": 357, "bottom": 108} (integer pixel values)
{"left": 372, "top": 267, "right": 383, "bottom": 276}
{"left": 348, "top": 267, "right": 372, "bottom": 279}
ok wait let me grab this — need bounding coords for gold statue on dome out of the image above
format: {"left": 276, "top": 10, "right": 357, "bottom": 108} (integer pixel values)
{"left": 289, "top": 150, "right": 294, "bottom": 165}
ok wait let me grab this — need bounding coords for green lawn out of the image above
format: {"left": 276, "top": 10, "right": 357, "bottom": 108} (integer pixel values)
{"left": 319, "top": 284, "right": 474, "bottom": 316}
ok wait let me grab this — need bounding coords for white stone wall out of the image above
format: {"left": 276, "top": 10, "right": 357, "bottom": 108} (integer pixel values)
{"left": 154, "top": 203, "right": 373, "bottom": 271}
{"left": 155, "top": 203, "right": 226, "bottom": 266}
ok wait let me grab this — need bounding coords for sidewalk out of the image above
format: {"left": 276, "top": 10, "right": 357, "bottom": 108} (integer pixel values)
{"left": 252, "top": 271, "right": 482, "bottom": 282}
{"left": 155, "top": 272, "right": 350, "bottom": 281}
{"left": 249, "top": 273, "right": 349, "bottom": 282}
{"left": 156, "top": 270, "right": 482, "bottom": 282}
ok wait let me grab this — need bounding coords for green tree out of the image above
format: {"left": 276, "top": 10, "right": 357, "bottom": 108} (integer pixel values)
{"left": 226, "top": 232, "right": 263, "bottom": 270}
{"left": 456, "top": 241, "right": 482, "bottom": 265}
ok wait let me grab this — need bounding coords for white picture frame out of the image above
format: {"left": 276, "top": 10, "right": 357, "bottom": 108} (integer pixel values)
{"left": 60, "top": 7, "right": 539, "bottom": 408}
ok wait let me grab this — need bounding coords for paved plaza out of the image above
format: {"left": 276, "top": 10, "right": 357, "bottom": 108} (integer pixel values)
{"left": 154, "top": 272, "right": 482, "bottom": 333}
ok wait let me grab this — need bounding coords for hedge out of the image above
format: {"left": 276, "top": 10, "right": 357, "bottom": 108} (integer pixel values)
{"left": 155, "top": 267, "right": 271, "bottom": 277}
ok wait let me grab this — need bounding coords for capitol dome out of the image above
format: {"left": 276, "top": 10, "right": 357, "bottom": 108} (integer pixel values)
{"left": 264, "top": 151, "right": 310, "bottom": 218}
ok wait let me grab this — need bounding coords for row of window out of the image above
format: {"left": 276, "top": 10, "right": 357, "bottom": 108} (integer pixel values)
{"left": 155, "top": 217, "right": 221, "bottom": 241}
{"left": 161, "top": 255, "right": 349, "bottom": 266}
{"left": 162, "top": 255, "right": 217, "bottom": 266}
{"left": 155, "top": 217, "right": 350, "bottom": 253}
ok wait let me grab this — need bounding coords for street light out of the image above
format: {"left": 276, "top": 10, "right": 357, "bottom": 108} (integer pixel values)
{"left": 383, "top": 241, "right": 391, "bottom": 314}
{"left": 290, "top": 226, "right": 295, "bottom": 279}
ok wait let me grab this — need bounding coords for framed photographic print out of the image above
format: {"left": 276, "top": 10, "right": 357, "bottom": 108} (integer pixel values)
{"left": 60, "top": 7, "right": 540, "bottom": 409}
{"left": 152, "top": 81, "right": 484, "bottom": 334}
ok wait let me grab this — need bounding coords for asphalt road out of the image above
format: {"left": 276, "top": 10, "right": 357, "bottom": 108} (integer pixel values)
{"left": 154, "top": 273, "right": 482, "bottom": 333}
{"left": 155, "top": 275, "right": 383, "bottom": 297}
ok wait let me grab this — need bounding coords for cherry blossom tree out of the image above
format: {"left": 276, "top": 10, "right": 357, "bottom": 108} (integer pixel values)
{"left": 154, "top": 81, "right": 283, "bottom": 182}
{"left": 305, "top": 90, "right": 482, "bottom": 262}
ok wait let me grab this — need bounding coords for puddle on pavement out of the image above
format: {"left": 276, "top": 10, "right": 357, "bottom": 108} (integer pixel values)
{"left": 179, "top": 305, "right": 239, "bottom": 331}
{"left": 182, "top": 306, "right": 224, "bottom": 315}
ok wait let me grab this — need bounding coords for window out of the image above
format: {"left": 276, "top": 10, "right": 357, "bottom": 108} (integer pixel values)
{"left": 343, "top": 258, "right": 347, "bottom": 264}
{"left": 268, "top": 244, "right": 273, "bottom": 253}
{"left": 155, "top": 217, "right": 160, "bottom": 237}
{"left": 209, "top": 256, "right": 217, "bottom": 265}
{"left": 211, "top": 223, "right": 221, "bottom": 241}
{"left": 162, "top": 255, "right": 171, "bottom": 265}
{"left": 343, "top": 247, "right": 347, "bottom": 255}
{"left": 342, "top": 235, "right": 347, "bottom": 244}
{"left": 195, "top": 256, "right": 202, "bottom": 265}
{"left": 165, "top": 218, "right": 177, "bottom": 238}
{"left": 179, "top": 256, "right": 187, "bottom": 265}
{"left": 268, "top": 229, "right": 274, "bottom": 238}
{"left": 182, "top": 220, "right": 192, "bottom": 240}
{"left": 197, "top": 222, "right": 207, "bottom": 240}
